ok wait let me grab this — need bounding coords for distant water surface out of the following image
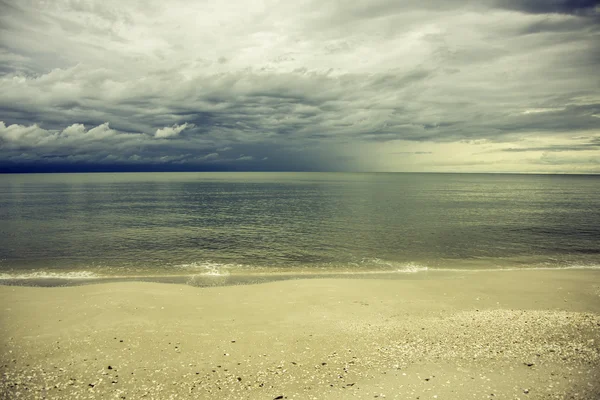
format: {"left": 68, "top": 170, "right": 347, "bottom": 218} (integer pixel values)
{"left": 0, "top": 172, "right": 599, "bottom": 284}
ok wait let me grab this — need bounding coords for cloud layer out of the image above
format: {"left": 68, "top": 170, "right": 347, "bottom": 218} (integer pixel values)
{"left": 0, "top": 0, "right": 599, "bottom": 172}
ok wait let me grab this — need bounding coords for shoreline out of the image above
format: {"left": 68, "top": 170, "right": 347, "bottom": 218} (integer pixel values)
{"left": 1, "top": 269, "right": 600, "bottom": 399}
{"left": 1, "top": 266, "right": 600, "bottom": 288}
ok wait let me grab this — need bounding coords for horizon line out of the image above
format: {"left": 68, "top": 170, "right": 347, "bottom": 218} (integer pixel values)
{"left": 1, "top": 170, "right": 599, "bottom": 176}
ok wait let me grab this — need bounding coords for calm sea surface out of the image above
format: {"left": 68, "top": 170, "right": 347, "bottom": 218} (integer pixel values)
{"left": 1, "top": 172, "right": 599, "bottom": 284}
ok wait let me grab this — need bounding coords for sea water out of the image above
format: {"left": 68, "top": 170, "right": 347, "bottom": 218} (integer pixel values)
{"left": 0, "top": 172, "right": 599, "bottom": 285}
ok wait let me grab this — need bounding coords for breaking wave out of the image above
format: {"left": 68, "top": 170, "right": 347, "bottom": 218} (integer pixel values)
{"left": 0, "top": 262, "right": 597, "bottom": 284}
{"left": 357, "top": 258, "right": 429, "bottom": 273}
{"left": 0, "top": 271, "right": 98, "bottom": 280}
{"left": 173, "top": 261, "right": 239, "bottom": 276}
{"left": 439, "top": 264, "right": 600, "bottom": 272}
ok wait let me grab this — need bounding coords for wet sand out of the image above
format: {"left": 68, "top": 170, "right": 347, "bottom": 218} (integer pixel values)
{"left": 1, "top": 269, "right": 599, "bottom": 399}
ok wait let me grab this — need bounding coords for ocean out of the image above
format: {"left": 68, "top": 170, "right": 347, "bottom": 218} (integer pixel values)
{"left": 1, "top": 172, "right": 599, "bottom": 286}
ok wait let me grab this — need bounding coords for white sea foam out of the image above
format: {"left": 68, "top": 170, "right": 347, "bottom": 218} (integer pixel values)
{"left": 356, "top": 258, "right": 600, "bottom": 273}
{"left": 0, "top": 262, "right": 595, "bottom": 282}
{"left": 432, "top": 264, "right": 600, "bottom": 273}
{"left": 173, "top": 261, "right": 238, "bottom": 276}
{"left": 0, "top": 271, "right": 98, "bottom": 280}
{"left": 395, "top": 263, "right": 429, "bottom": 273}
{"left": 521, "top": 264, "right": 600, "bottom": 271}
{"left": 359, "top": 258, "right": 429, "bottom": 273}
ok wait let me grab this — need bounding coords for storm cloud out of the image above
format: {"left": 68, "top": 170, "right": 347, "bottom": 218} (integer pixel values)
{"left": 0, "top": 0, "right": 598, "bottom": 172}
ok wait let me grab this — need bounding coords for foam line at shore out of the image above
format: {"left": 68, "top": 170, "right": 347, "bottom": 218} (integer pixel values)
{"left": 1, "top": 264, "right": 599, "bottom": 288}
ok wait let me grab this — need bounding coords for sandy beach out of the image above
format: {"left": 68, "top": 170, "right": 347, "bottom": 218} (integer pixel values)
{"left": 1, "top": 270, "right": 599, "bottom": 399}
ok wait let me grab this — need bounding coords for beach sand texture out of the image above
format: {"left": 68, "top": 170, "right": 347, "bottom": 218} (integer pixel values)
{"left": 1, "top": 270, "right": 599, "bottom": 399}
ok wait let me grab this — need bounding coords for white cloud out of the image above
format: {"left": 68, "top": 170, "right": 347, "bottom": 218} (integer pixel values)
{"left": 201, "top": 153, "right": 219, "bottom": 160}
{"left": 521, "top": 108, "right": 566, "bottom": 115}
{"left": 61, "top": 123, "right": 86, "bottom": 136}
{"left": 0, "top": 121, "right": 43, "bottom": 142}
{"left": 155, "top": 123, "right": 193, "bottom": 139}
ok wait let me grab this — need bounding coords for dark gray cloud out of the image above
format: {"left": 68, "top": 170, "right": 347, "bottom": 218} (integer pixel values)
{"left": 0, "top": 0, "right": 599, "bottom": 172}
{"left": 497, "top": 0, "right": 599, "bottom": 15}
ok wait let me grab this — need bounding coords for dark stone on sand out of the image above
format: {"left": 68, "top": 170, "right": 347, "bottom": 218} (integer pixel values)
{"left": 274, "top": 396, "right": 284, "bottom": 400}
{"left": 108, "top": 365, "right": 113, "bottom": 370}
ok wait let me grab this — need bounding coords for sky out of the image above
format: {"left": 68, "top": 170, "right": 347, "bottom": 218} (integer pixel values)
{"left": 0, "top": 0, "right": 599, "bottom": 173}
